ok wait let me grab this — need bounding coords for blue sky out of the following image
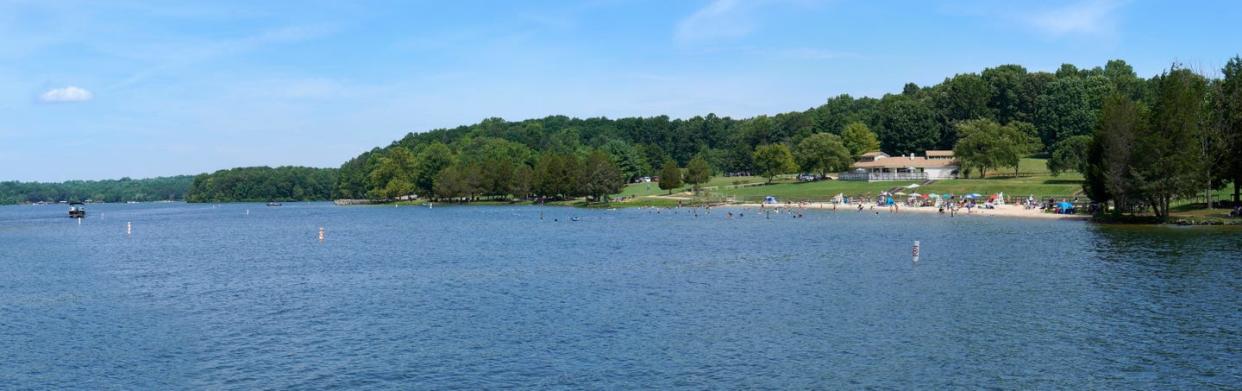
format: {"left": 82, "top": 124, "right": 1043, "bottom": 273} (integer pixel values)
{"left": 2, "top": 0, "right": 1239, "bottom": 181}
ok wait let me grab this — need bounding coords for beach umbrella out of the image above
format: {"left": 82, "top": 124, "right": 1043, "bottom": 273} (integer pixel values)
{"left": 894, "top": 191, "right": 906, "bottom": 196}
{"left": 963, "top": 194, "right": 975, "bottom": 199}
{"left": 909, "top": 192, "right": 921, "bottom": 197}
{"left": 970, "top": 193, "right": 983, "bottom": 198}
{"left": 1057, "top": 201, "right": 1073, "bottom": 209}
{"left": 905, "top": 183, "right": 920, "bottom": 189}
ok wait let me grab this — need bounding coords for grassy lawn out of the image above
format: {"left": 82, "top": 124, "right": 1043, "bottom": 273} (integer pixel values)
{"left": 617, "top": 175, "right": 768, "bottom": 197}
{"left": 712, "top": 180, "right": 895, "bottom": 201}
{"left": 704, "top": 158, "right": 1085, "bottom": 202}
{"left": 918, "top": 175, "right": 1083, "bottom": 199}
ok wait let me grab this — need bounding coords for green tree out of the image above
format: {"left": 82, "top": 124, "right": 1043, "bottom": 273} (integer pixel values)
{"left": 684, "top": 155, "right": 711, "bottom": 191}
{"left": 510, "top": 164, "right": 533, "bottom": 200}
{"left": 1086, "top": 93, "right": 1145, "bottom": 214}
{"left": 533, "top": 154, "right": 561, "bottom": 199}
{"left": 368, "top": 147, "right": 418, "bottom": 199}
{"left": 933, "top": 72, "right": 994, "bottom": 146}
{"left": 840, "top": 122, "right": 880, "bottom": 157}
{"left": 752, "top": 144, "right": 798, "bottom": 183}
{"left": 581, "top": 150, "right": 624, "bottom": 202}
{"left": 1126, "top": 67, "right": 1208, "bottom": 219}
{"left": 1103, "top": 59, "right": 1146, "bottom": 102}
{"left": 658, "top": 160, "right": 682, "bottom": 194}
{"left": 982, "top": 64, "right": 1034, "bottom": 124}
{"left": 481, "top": 158, "right": 514, "bottom": 199}
{"left": 876, "top": 96, "right": 942, "bottom": 155}
{"left": 433, "top": 164, "right": 465, "bottom": 201}
{"left": 600, "top": 139, "right": 645, "bottom": 182}
{"left": 1047, "top": 135, "right": 1092, "bottom": 176}
{"left": 1035, "top": 77, "right": 1095, "bottom": 151}
{"left": 794, "top": 133, "right": 852, "bottom": 178}
{"left": 414, "top": 143, "right": 454, "bottom": 196}
{"left": 953, "top": 119, "right": 1038, "bottom": 178}
{"left": 1216, "top": 56, "right": 1242, "bottom": 205}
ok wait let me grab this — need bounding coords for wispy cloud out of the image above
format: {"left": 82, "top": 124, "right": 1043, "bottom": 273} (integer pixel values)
{"left": 675, "top": 0, "right": 830, "bottom": 43}
{"left": 38, "top": 86, "right": 93, "bottom": 103}
{"left": 1025, "top": 0, "right": 1124, "bottom": 36}
{"left": 676, "top": 0, "right": 754, "bottom": 42}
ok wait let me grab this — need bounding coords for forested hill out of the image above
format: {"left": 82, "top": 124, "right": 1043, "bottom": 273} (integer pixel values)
{"left": 0, "top": 176, "right": 194, "bottom": 204}
{"left": 185, "top": 166, "right": 338, "bottom": 203}
{"left": 335, "top": 59, "right": 1157, "bottom": 199}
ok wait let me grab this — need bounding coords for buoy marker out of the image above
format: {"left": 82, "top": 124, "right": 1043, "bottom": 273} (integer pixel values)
{"left": 318, "top": 226, "right": 325, "bottom": 242}
{"left": 127, "top": 222, "right": 132, "bottom": 236}
{"left": 912, "top": 241, "right": 920, "bottom": 263}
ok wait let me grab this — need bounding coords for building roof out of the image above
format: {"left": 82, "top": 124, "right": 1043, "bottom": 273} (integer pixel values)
{"left": 926, "top": 150, "right": 954, "bottom": 157}
{"left": 851, "top": 156, "right": 958, "bottom": 169}
{"left": 860, "top": 151, "right": 888, "bottom": 158}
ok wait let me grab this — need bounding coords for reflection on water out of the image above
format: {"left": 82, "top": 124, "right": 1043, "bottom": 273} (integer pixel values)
{"left": 1, "top": 203, "right": 1239, "bottom": 388}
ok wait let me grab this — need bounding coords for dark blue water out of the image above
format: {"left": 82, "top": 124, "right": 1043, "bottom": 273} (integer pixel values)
{"left": 2, "top": 203, "right": 1240, "bottom": 389}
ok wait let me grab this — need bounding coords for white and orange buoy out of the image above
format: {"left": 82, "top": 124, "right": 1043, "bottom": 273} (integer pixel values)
{"left": 912, "top": 241, "right": 920, "bottom": 263}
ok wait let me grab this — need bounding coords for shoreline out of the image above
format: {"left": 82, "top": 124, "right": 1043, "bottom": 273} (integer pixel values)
{"left": 727, "top": 202, "right": 1090, "bottom": 221}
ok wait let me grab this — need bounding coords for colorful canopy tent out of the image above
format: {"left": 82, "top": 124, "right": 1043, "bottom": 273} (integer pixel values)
{"left": 1056, "top": 201, "right": 1074, "bottom": 213}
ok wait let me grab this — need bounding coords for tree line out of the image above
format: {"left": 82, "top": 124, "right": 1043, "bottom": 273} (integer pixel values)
{"left": 1082, "top": 59, "right": 1242, "bottom": 220}
{"left": 18, "top": 57, "right": 1236, "bottom": 213}
{"left": 336, "top": 59, "right": 1196, "bottom": 203}
{"left": 0, "top": 176, "right": 194, "bottom": 204}
{"left": 186, "top": 166, "right": 337, "bottom": 203}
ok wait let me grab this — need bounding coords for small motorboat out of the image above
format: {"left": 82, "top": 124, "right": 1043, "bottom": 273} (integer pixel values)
{"left": 68, "top": 202, "right": 86, "bottom": 218}
{"left": 266, "top": 202, "right": 283, "bottom": 207}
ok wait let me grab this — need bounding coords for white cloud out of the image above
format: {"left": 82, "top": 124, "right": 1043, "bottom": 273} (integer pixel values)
{"left": 675, "top": 0, "right": 830, "bottom": 43}
{"left": 1025, "top": 0, "right": 1123, "bottom": 37}
{"left": 676, "top": 0, "right": 754, "bottom": 42}
{"left": 38, "top": 86, "right": 93, "bottom": 103}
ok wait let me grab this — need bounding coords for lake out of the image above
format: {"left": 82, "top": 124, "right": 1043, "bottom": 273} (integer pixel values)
{"left": 2, "top": 202, "right": 1240, "bottom": 389}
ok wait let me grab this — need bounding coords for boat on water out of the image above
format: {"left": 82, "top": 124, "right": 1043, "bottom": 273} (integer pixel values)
{"left": 68, "top": 202, "right": 86, "bottom": 218}
{"left": 266, "top": 202, "right": 283, "bottom": 207}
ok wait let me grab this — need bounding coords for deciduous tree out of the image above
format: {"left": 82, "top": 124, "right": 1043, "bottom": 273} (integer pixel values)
{"left": 752, "top": 144, "right": 798, "bottom": 183}
{"left": 840, "top": 122, "right": 880, "bottom": 157}
{"left": 794, "top": 133, "right": 852, "bottom": 178}
{"left": 684, "top": 155, "right": 711, "bottom": 191}
{"left": 658, "top": 160, "right": 682, "bottom": 194}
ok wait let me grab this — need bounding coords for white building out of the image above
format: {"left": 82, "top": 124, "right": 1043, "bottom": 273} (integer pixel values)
{"left": 839, "top": 151, "right": 959, "bottom": 181}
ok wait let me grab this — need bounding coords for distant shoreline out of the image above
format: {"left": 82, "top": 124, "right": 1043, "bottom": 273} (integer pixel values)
{"left": 726, "top": 202, "right": 1089, "bottom": 221}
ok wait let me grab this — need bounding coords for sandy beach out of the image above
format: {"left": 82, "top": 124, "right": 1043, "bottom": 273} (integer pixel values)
{"left": 729, "top": 202, "right": 1090, "bottom": 221}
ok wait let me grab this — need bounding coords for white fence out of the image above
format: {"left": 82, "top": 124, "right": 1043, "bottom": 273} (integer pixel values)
{"left": 838, "top": 172, "right": 929, "bottom": 182}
